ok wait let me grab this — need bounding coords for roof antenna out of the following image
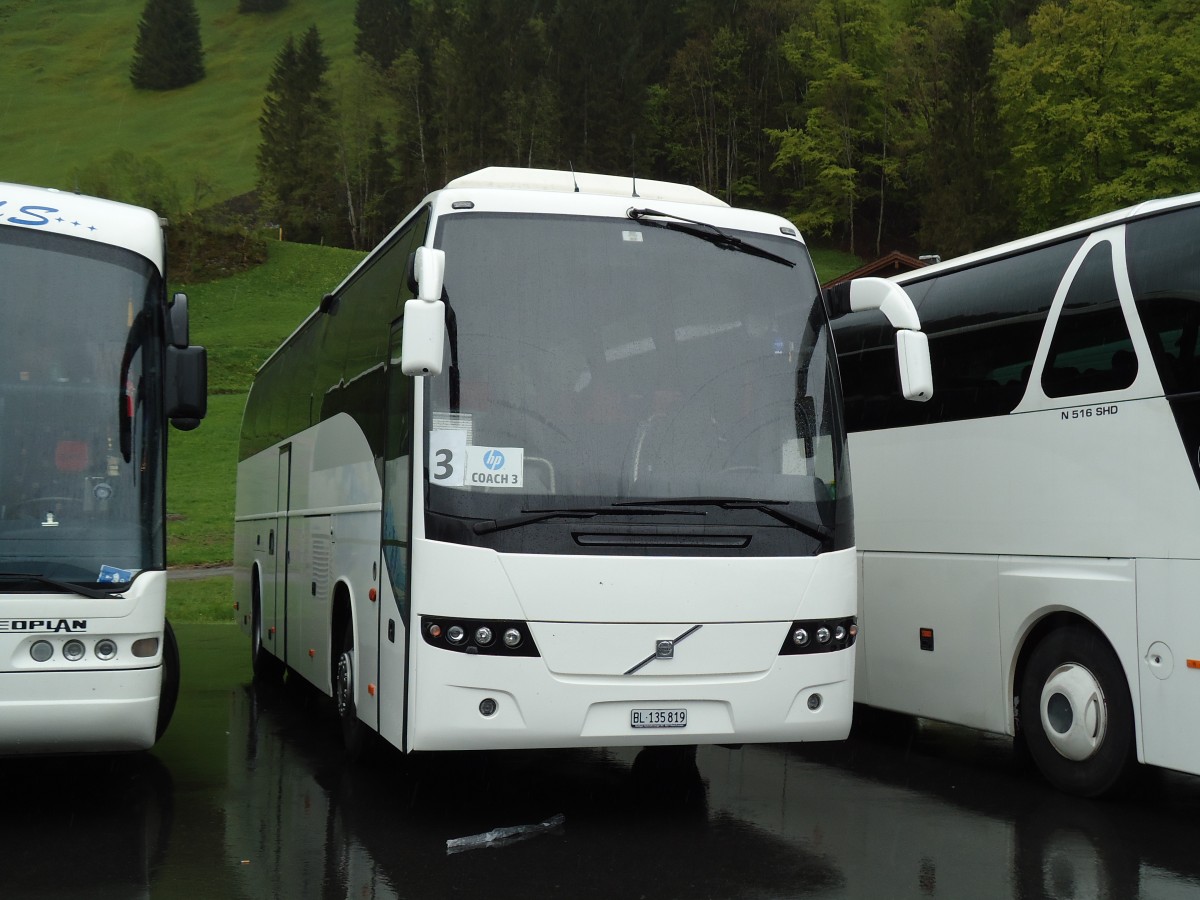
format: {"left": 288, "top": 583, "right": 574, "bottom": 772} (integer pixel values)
{"left": 569, "top": 162, "right": 580, "bottom": 193}
{"left": 631, "top": 133, "right": 639, "bottom": 198}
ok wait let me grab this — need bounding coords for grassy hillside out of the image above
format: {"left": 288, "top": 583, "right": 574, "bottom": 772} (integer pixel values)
{"left": 0, "top": 0, "right": 356, "bottom": 201}
{"left": 166, "top": 240, "right": 365, "bottom": 567}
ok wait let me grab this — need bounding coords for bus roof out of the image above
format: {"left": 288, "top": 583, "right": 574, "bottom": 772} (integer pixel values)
{"left": 0, "top": 182, "right": 165, "bottom": 271}
{"left": 446, "top": 167, "right": 728, "bottom": 208}
{"left": 896, "top": 192, "right": 1200, "bottom": 284}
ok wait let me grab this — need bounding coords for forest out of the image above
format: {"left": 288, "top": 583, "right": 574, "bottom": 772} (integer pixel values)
{"left": 146, "top": 0, "right": 1200, "bottom": 260}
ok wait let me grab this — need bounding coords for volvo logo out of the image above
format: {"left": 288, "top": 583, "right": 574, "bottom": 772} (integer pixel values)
{"left": 624, "top": 624, "right": 703, "bottom": 675}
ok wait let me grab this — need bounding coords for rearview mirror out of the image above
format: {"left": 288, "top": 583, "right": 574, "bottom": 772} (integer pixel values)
{"left": 166, "top": 344, "right": 208, "bottom": 427}
{"left": 401, "top": 247, "right": 449, "bottom": 376}
{"left": 895, "top": 329, "right": 933, "bottom": 402}
{"left": 400, "top": 299, "right": 446, "bottom": 376}
{"left": 848, "top": 277, "right": 933, "bottom": 403}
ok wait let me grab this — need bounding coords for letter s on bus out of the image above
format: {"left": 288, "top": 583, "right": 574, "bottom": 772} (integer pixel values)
{"left": 8, "top": 205, "right": 58, "bottom": 227}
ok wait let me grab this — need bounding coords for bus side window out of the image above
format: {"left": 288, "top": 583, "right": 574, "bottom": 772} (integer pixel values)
{"left": 837, "top": 238, "right": 1082, "bottom": 432}
{"left": 1128, "top": 206, "right": 1200, "bottom": 396}
{"left": 1041, "top": 241, "right": 1137, "bottom": 398}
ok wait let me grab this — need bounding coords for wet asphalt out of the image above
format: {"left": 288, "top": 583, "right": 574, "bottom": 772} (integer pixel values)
{"left": 3, "top": 623, "right": 1200, "bottom": 899}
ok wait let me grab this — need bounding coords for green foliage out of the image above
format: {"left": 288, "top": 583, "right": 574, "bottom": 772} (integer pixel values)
{"left": 354, "top": 0, "right": 406, "bottom": 69}
{"left": 69, "top": 150, "right": 267, "bottom": 281}
{"left": 10, "top": 0, "right": 1200, "bottom": 273}
{"left": 0, "top": 1, "right": 357, "bottom": 205}
{"left": 71, "top": 151, "right": 186, "bottom": 218}
{"left": 169, "top": 215, "right": 269, "bottom": 283}
{"left": 129, "top": 0, "right": 205, "bottom": 91}
{"left": 771, "top": 0, "right": 894, "bottom": 256}
{"left": 889, "top": 1, "right": 1013, "bottom": 258}
{"left": 257, "top": 27, "right": 342, "bottom": 245}
{"left": 994, "top": 0, "right": 1200, "bottom": 232}
{"left": 239, "top": 0, "right": 288, "bottom": 10}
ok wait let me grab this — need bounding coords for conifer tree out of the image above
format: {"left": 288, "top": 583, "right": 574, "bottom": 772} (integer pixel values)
{"left": 354, "top": 0, "right": 407, "bottom": 69}
{"left": 129, "top": 0, "right": 205, "bottom": 91}
{"left": 257, "top": 27, "right": 342, "bottom": 244}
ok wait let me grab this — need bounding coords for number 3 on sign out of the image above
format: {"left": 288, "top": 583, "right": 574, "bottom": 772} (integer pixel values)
{"left": 428, "top": 430, "right": 467, "bottom": 486}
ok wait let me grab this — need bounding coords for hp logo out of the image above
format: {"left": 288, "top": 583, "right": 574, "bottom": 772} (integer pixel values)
{"left": 482, "top": 449, "right": 506, "bottom": 471}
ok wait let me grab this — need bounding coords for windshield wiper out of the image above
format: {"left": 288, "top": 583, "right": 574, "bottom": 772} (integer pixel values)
{"left": 472, "top": 505, "right": 701, "bottom": 535}
{"left": 612, "top": 497, "right": 834, "bottom": 545}
{"left": 0, "top": 572, "right": 117, "bottom": 600}
{"left": 626, "top": 208, "right": 796, "bottom": 268}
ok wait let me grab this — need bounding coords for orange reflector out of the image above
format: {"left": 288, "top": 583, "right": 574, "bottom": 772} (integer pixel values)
{"left": 368, "top": 683, "right": 376, "bottom": 696}
{"left": 1188, "top": 659, "right": 1200, "bottom": 669}
{"left": 269, "top": 626, "right": 276, "bottom": 636}
{"left": 369, "top": 588, "right": 378, "bottom": 602}
{"left": 308, "top": 648, "right": 316, "bottom": 658}
{"left": 234, "top": 601, "right": 239, "bottom": 611}
{"left": 920, "top": 628, "right": 933, "bottom": 638}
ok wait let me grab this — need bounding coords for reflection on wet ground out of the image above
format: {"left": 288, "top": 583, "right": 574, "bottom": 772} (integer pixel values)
{"left": 2, "top": 624, "right": 1200, "bottom": 899}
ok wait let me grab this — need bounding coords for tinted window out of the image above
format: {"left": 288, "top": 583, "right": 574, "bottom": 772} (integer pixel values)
{"left": 1041, "top": 241, "right": 1136, "bottom": 398}
{"left": 1128, "top": 205, "right": 1200, "bottom": 396}
{"left": 836, "top": 238, "right": 1082, "bottom": 431}
{"left": 240, "top": 208, "right": 430, "bottom": 460}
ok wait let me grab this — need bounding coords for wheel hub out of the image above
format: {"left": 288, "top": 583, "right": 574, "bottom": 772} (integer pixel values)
{"left": 336, "top": 649, "right": 354, "bottom": 717}
{"left": 1040, "top": 663, "right": 1107, "bottom": 761}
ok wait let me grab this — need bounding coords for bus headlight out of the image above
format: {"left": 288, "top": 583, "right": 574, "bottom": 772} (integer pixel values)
{"left": 30, "top": 640, "right": 53, "bottom": 663}
{"left": 779, "top": 617, "right": 857, "bottom": 655}
{"left": 63, "top": 639, "right": 86, "bottom": 662}
{"left": 421, "top": 616, "right": 539, "bottom": 657}
{"left": 95, "top": 639, "right": 118, "bottom": 661}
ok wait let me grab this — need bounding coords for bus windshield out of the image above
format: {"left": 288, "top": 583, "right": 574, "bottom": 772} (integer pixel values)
{"left": 0, "top": 227, "right": 165, "bottom": 586}
{"left": 425, "top": 211, "right": 849, "bottom": 550}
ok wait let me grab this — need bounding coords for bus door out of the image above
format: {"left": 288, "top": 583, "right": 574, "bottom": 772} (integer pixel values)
{"left": 377, "top": 320, "right": 413, "bottom": 750}
{"left": 268, "top": 444, "right": 292, "bottom": 667}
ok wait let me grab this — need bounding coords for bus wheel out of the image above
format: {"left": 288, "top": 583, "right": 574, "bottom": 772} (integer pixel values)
{"left": 335, "top": 620, "right": 368, "bottom": 760}
{"left": 251, "top": 589, "right": 284, "bottom": 683}
{"left": 1019, "top": 625, "right": 1135, "bottom": 797}
{"left": 155, "top": 619, "right": 181, "bottom": 741}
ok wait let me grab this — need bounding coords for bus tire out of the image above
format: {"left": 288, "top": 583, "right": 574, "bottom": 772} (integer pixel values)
{"left": 155, "top": 619, "right": 180, "bottom": 742}
{"left": 1019, "top": 625, "right": 1135, "bottom": 797}
{"left": 250, "top": 585, "right": 284, "bottom": 684}
{"left": 335, "top": 619, "right": 369, "bottom": 761}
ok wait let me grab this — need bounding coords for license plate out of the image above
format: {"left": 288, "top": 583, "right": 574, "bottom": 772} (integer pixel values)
{"left": 630, "top": 708, "right": 687, "bottom": 728}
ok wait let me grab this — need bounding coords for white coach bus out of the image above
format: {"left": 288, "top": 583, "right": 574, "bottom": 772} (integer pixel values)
{"left": 234, "top": 167, "right": 931, "bottom": 756}
{"left": 833, "top": 193, "right": 1200, "bottom": 796}
{"left": 0, "top": 184, "right": 207, "bottom": 753}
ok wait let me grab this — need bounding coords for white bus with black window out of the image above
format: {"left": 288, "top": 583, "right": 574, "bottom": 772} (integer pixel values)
{"left": 0, "top": 184, "right": 207, "bottom": 753}
{"left": 834, "top": 193, "right": 1200, "bottom": 796}
{"left": 234, "top": 167, "right": 931, "bottom": 756}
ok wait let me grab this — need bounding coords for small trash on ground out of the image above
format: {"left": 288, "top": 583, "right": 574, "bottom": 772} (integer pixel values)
{"left": 446, "top": 813, "right": 566, "bottom": 855}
